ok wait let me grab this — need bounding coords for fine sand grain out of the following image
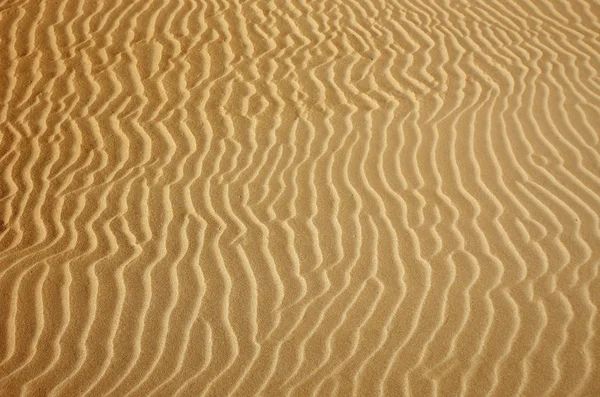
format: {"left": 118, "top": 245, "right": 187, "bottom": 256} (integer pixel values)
{"left": 1, "top": 0, "right": 599, "bottom": 396}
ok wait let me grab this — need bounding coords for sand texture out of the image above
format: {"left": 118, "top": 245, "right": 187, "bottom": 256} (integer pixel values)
{"left": 1, "top": 0, "right": 599, "bottom": 396}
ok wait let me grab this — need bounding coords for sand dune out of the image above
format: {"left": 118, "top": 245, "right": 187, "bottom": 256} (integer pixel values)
{"left": 0, "top": 0, "right": 599, "bottom": 396}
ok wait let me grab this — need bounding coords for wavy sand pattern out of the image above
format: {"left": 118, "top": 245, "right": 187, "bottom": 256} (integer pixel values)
{"left": 1, "top": 0, "right": 599, "bottom": 396}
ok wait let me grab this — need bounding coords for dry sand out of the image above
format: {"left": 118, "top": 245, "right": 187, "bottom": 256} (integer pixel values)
{"left": 1, "top": 0, "right": 599, "bottom": 396}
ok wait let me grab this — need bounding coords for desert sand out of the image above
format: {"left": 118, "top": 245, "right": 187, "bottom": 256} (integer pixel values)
{"left": 0, "top": 0, "right": 599, "bottom": 396}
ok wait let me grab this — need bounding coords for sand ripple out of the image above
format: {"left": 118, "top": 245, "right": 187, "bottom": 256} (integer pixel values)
{"left": 1, "top": 0, "right": 599, "bottom": 396}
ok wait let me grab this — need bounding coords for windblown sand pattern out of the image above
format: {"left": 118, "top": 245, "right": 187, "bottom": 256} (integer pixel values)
{"left": 1, "top": 0, "right": 599, "bottom": 395}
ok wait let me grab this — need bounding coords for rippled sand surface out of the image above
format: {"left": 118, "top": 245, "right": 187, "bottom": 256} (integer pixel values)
{"left": 1, "top": 0, "right": 599, "bottom": 396}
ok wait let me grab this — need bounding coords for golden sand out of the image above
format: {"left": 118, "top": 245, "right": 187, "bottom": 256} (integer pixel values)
{"left": 0, "top": 0, "right": 599, "bottom": 396}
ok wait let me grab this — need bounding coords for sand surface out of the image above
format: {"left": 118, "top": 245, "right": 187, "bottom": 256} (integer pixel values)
{"left": 1, "top": 0, "right": 599, "bottom": 396}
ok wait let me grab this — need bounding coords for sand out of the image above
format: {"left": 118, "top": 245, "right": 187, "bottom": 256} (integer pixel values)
{"left": 0, "top": 0, "right": 599, "bottom": 396}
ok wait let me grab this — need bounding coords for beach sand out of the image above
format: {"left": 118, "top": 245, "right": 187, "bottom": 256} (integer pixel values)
{"left": 0, "top": 0, "right": 599, "bottom": 396}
